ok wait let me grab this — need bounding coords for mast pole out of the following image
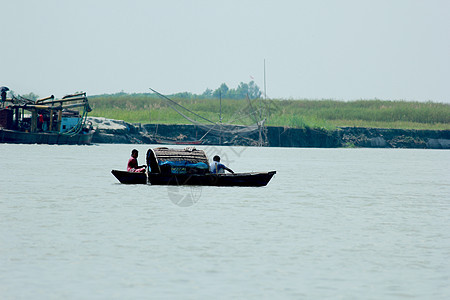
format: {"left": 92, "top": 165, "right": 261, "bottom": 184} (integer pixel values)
{"left": 264, "top": 59, "right": 267, "bottom": 100}
{"left": 219, "top": 90, "right": 222, "bottom": 123}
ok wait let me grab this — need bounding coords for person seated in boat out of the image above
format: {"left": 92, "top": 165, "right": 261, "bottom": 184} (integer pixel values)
{"left": 127, "top": 149, "right": 146, "bottom": 173}
{"left": 210, "top": 155, "right": 234, "bottom": 174}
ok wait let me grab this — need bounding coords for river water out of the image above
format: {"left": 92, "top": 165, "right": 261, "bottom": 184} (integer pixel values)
{"left": 0, "top": 144, "right": 449, "bottom": 299}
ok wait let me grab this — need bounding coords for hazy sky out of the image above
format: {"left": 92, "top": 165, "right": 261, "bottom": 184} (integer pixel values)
{"left": 2, "top": 0, "right": 449, "bottom": 102}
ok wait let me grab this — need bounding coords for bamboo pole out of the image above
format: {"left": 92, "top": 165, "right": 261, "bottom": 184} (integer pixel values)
{"left": 35, "top": 95, "right": 54, "bottom": 103}
{"left": 57, "top": 108, "right": 62, "bottom": 132}
{"left": 38, "top": 96, "right": 87, "bottom": 105}
{"left": 31, "top": 111, "right": 37, "bottom": 133}
{"left": 49, "top": 109, "right": 54, "bottom": 131}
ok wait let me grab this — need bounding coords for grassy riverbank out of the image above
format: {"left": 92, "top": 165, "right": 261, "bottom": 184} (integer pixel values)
{"left": 89, "top": 94, "right": 450, "bottom": 130}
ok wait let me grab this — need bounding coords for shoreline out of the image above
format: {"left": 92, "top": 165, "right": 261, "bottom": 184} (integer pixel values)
{"left": 88, "top": 117, "right": 450, "bottom": 149}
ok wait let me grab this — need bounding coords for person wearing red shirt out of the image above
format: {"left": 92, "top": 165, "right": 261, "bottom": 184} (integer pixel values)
{"left": 127, "top": 149, "right": 146, "bottom": 173}
{"left": 38, "top": 113, "right": 44, "bottom": 131}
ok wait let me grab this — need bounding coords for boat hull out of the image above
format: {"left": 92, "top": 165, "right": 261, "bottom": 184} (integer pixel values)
{"left": 0, "top": 128, "right": 95, "bottom": 145}
{"left": 111, "top": 170, "right": 148, "bottom": 184}
{"left": 112, "top": 170, "right": 275, "bottom": 186}
{"left": 147, "top": 171, "right": 276, "bottom": 186}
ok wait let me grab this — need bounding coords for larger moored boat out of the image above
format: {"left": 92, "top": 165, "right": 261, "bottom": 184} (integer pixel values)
{"left": 0, "top": 88, "right": 94, "bottom": 145}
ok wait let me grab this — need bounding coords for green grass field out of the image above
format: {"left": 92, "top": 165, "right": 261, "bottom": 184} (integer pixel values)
{"left": 88, "top": 94, "right": 450, "bottom": 130}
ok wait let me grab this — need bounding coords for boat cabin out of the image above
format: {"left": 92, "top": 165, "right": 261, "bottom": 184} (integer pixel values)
{"left": 146, "top": 147, "right": 210, "bottom": 175}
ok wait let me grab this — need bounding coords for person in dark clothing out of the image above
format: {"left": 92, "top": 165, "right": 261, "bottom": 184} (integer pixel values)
{"left": 1, "top": 86, "right": 8, "bottom": 107}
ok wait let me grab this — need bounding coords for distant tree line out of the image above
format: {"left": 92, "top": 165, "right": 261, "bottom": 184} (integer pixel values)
{"left": 203, "top": 81, "right": 262, "bottom": 99}
{"left": 11, "top": 81, "right": 263, "bottom": 102}
{"left": 165, "top": 81, "right": 262, "bottom": 100}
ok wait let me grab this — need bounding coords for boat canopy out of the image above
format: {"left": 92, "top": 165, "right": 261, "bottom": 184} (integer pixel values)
{"left": 146, "top": 147, "right": 210, "bottom": 174}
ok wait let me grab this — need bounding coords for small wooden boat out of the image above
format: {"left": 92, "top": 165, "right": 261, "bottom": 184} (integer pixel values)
{"left": 111, "top": 169, "right": 275, "bottom": 186}
{"left": 111, "top": 147, "right": 276, "bottom": 187}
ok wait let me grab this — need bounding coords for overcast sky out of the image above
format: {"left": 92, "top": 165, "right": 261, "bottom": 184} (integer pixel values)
{"left": 2, "top": 0, "right": 449, "bottom": 102}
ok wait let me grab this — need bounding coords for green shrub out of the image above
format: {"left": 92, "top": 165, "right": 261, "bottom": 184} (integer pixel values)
{"left": 88, "top": 94, "right": 450, "bottom": 130}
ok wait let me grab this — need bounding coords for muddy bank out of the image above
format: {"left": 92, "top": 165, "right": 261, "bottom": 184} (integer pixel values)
{"left": 337, "top": 127, "right": 450, "bottom": 149}
{"left": 88, "top": 117, "right": 450, "bottom": 149}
